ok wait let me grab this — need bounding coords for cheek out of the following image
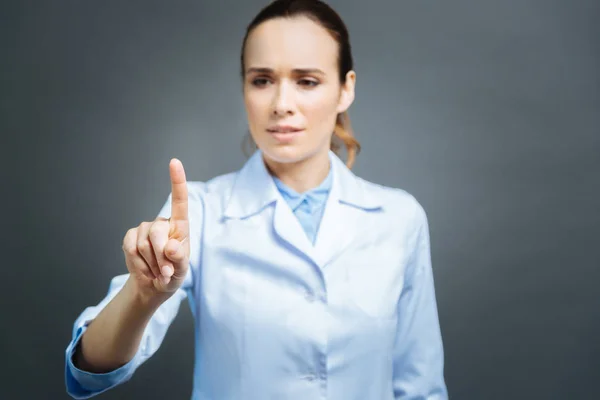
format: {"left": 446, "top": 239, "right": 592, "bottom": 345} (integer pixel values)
{"left": 300, "top": 93, "right": 339, "bottom": 128}
{"left": 244, "top": 93, "right": 267, "bottom": 125}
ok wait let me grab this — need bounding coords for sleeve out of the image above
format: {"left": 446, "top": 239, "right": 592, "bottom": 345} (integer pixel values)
{"left": 65, "top": 188, "right": 201, "bottom": 399}
{"left": 64, "top": 274, "right": 191, "bottom": 399}
{"left": 392, "top": 202, "right": 449, "bottom": 399}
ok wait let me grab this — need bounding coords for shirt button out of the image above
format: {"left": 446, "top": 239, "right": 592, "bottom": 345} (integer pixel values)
{"left": 303, "top": 373, "right": 316, "bottom": 382}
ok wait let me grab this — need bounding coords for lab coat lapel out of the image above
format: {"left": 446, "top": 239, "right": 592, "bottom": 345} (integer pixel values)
{"left": 224, "top": 150, "right": 382, "bottom": 268}
{"left": 272, "top": 199, "right": 316, "bottom": 262}
{"left": 312, "top": 194, "right": 357, "bottom": 268}
{"left": 224, "top": 150, "right": 316, "bottom": 262}
{"left": 313, "top": 152, "right": 383, "bottom": 268}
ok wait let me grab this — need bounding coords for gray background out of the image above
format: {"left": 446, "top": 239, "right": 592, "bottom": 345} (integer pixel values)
{"left": 2, "top": 0, "right": 599, "bottom": 399}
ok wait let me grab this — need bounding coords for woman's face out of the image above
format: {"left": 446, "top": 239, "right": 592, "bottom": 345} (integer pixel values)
{"left": 243, "top": 16, "right": 355, "bottom": 166}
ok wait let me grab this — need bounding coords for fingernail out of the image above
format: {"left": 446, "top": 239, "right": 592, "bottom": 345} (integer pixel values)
{"left": 161, "top": 265, "right": 174, "bottom": 277}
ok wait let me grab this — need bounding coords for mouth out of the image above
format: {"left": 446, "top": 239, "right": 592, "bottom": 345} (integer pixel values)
{"left": 267, "top": 126, "right": 304, "bottom": 143}
{"left": 266, "top": 126, "right": 303, "bottom": 133}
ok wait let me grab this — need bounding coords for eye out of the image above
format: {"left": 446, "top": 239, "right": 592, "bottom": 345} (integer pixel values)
{"left": 298, "top": 79, "right": 319, "bottom": 87}
{"left": 251, "top": 77, "right": 271, "bottom": 87}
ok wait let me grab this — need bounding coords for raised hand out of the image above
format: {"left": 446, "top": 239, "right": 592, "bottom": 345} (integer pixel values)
{"left": 121, "top": 158, "right": 191, "bottom": 300}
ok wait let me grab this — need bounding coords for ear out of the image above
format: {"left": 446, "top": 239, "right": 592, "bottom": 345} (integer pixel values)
{"left": 336, "top": 70, "right": 356, "bottom": 114}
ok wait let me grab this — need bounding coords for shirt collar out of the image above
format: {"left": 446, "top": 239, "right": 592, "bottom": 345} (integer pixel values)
{"left": 224, "top": 150, "right": 382, "bottom": 219}
{"left": 272, "top": 166, "right": 332, "bottom": 212}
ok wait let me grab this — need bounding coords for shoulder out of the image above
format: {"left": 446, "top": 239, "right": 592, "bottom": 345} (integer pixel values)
{"left": 185, "top": 171, "right": 237, "bottom": 201}
{"left": 185, "top": 168, "right": 252, "bottom": 214}
{"left": 157, "top": 170, "right": 238, "bottom": 218}
{"left": 356, "top": 176, "right": 429, "bottom": 233}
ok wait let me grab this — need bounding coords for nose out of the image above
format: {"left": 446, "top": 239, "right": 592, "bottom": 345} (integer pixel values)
{"left": 272, "top": 81, "right": 294, "bottom": 117}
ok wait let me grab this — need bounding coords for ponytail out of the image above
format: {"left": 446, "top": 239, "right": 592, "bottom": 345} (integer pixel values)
{"left": 331, "top": 111, "right": 361, "bottom": 168}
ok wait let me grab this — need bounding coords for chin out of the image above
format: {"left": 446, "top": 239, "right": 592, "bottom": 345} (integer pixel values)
{"left": 261, "top": 145, "right": 309, "bottom": 164}
{"left": 253, "top": 133, "right": 331, "bottom": 167}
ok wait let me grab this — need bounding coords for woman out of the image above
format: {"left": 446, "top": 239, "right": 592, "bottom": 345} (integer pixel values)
{"left": 65, "top": 0, "right": 448, "bottom": 399}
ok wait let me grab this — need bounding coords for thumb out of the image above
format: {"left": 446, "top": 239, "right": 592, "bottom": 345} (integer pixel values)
{"left": 164, "top": 237, "right": 188, "bottom": 267}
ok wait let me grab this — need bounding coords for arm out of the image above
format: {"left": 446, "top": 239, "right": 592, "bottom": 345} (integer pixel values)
{"left": 392, "top": 204, "right": 448, "bottom": 399}
{"left": 65, "top": 170, "right": 200, "bottom": 399}
{"left": 74, "top": 276, "right": 170, "bottom": 373}
{"left": 65, "top": 272, "right": 191, "bottom": 399}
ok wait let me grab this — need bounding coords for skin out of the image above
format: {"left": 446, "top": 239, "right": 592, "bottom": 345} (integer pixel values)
{"left": 243, "top": 16, "right": 356, "bottom": 192}
{"left": 74, "top": 15, "right": 356, "bottom": 373}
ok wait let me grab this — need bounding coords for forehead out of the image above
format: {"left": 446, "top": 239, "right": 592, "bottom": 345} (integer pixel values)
{"left": 244, "top": 16, "right": 338, "bottom": 71}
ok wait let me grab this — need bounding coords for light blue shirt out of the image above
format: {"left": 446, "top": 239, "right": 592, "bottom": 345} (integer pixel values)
{"left": 272, "top": 167, "right": 332, "bottom": 245}
{"left": 65, "top": 150, "right": 448, "bottom": 400}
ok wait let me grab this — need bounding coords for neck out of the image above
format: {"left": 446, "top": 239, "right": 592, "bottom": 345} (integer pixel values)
{"left": 263, "top": 151, "right": 331, "bottom": 193}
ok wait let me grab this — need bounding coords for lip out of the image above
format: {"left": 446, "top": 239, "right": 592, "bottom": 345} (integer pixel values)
{"left": 266, "top": 125, "right": 303, "bottom": 133}
{"left": 267, "top": 127, "right": 304, "bottom": 143}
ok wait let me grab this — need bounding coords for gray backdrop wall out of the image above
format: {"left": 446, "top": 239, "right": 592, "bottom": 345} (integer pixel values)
{"left": 2, "top": 0, "right": 599, "bottom": 399}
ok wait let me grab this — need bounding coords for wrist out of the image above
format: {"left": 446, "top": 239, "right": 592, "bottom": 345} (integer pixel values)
{"left": 124, "top": 278, "right": 170, "bottom": 313}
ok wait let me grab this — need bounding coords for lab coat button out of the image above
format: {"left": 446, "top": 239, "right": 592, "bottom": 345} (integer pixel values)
{"left": 305, "top": 292, "right": 315, "bottom": 302}
{"left": 303, "top": 373, "right": 316, "bottom": 382}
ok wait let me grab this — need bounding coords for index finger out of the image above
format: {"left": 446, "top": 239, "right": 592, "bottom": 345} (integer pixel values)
{"left": 169, "top": 158, "right": 188, "bottom": 221}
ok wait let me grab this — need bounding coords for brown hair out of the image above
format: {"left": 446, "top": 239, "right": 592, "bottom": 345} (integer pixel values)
{"left": 240, "top": 0, "right": 361, "bottom": 168}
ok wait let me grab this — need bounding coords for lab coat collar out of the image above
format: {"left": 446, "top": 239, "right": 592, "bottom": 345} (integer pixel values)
{"left": 224, "top": 150, "right": 382, "bottom": 219}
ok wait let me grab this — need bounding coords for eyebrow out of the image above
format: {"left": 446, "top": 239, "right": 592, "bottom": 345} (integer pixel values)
{"left": 245, "top": 67, "right": 326, "bottom": 75}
